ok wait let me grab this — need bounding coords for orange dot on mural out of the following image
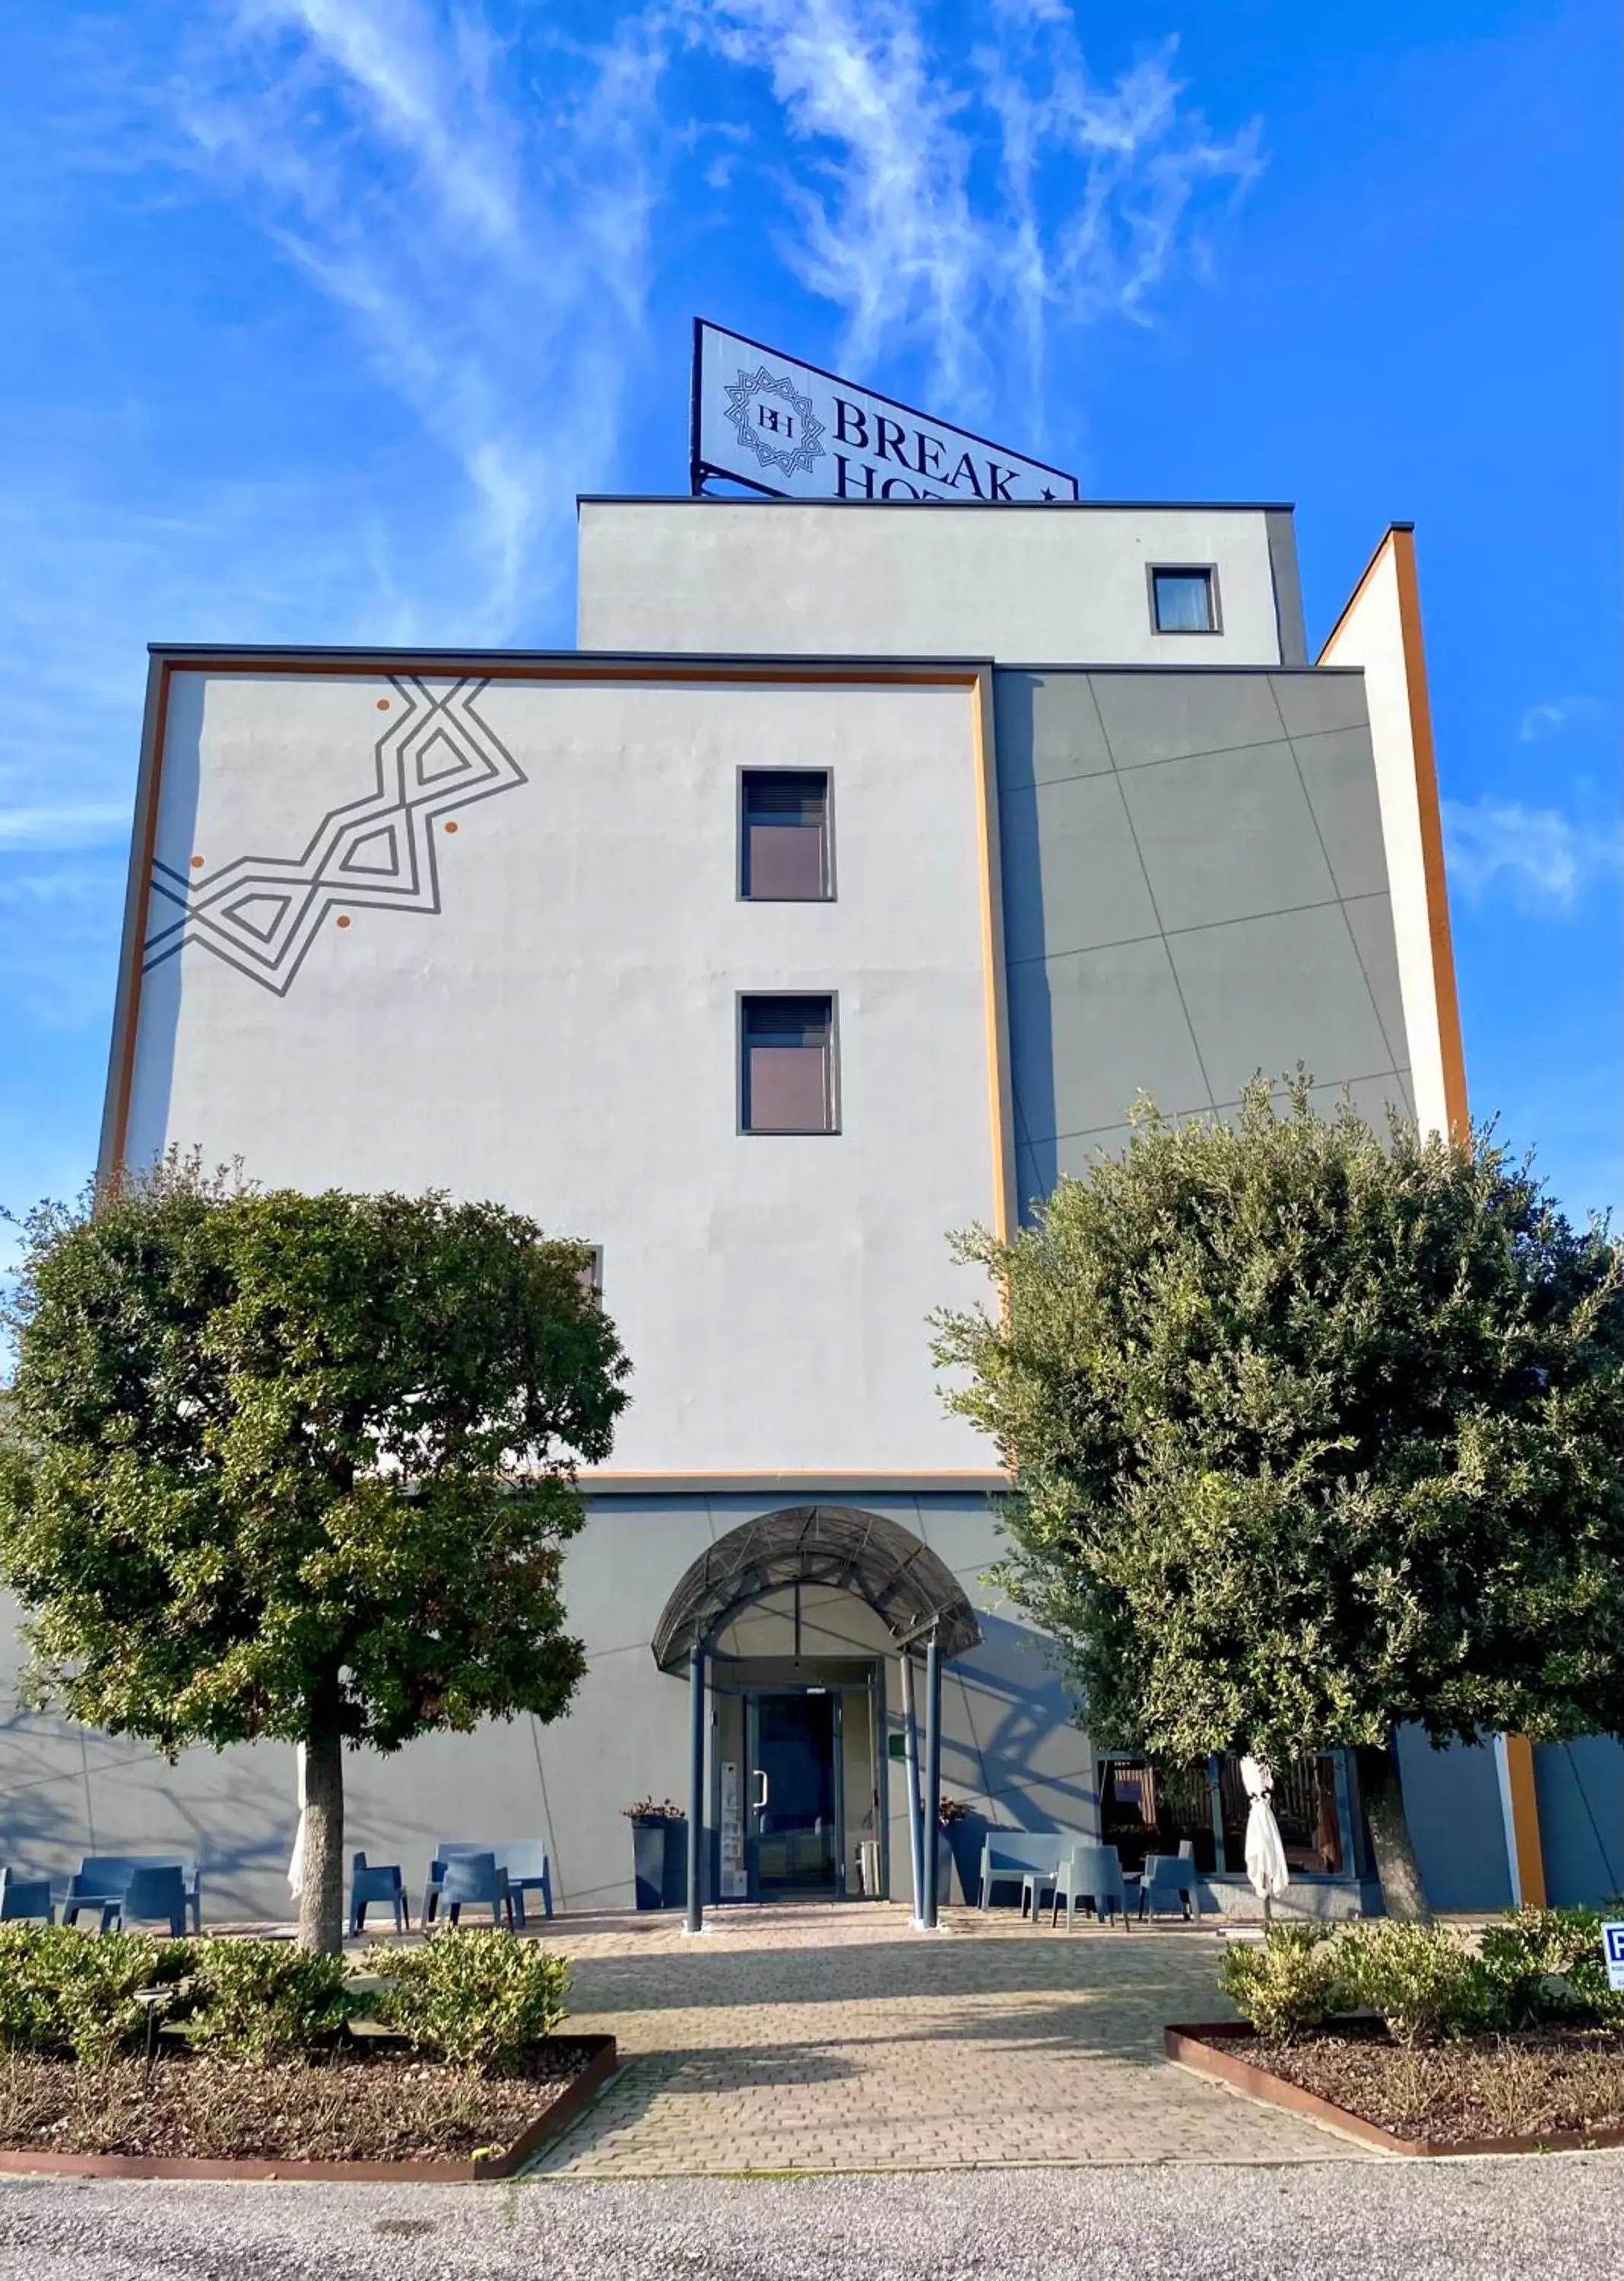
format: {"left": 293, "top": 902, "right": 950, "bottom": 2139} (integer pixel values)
{"left": 443, "top": 820, "right": 459, "bottom": 834}
{"left": 376, "top": 699, "right": 390, "bottom": 711}
{"left": 336, "top": 915, "right": 351, "bottom": 930}
{"left": 189, "top": 855, "right": 205, "bottom": 869}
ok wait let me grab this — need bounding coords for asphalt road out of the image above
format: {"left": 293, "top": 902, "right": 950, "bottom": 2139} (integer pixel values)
{"left": 2, "top": 2159, "right": 1622, "bottom": 2281}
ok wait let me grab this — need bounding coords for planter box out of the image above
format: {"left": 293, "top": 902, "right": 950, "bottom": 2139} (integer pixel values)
{"left": 1165, "top": 2022, "right": 1624, "bottom": 2158}
{"left": 0, "top": 2035, "right": 617, "bottom": 2183}
{"left": 631, "top": 1816, "right": 688, "bottom": 1911}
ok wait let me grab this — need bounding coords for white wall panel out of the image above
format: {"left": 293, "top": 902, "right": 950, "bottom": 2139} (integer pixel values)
{"left": 124, "top": 671, "right": 999, "bottom": 1474}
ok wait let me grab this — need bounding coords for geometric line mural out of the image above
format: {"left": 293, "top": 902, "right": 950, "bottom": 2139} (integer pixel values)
{"left": 141, "top": 676, "right": 526, "bottom": 998}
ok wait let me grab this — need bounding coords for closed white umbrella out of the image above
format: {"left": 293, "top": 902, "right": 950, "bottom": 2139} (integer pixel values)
{"left": 1241, "top": 1755, "right": 1290, "bottom": 1927}
{"left": 287, "top": 1743, "right": 307, "bottom": 1902}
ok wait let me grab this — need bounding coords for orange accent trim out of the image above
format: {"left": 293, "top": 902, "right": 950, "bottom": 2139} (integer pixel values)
{"left": 1501, "top": 1733, "right": 1547, "bottom": 1909}
{"left": 1390, "top": 528, "right": 1469, "bottom": 1139}
{"left": 970, "top": 669, "right": 1016, "bottom": 1246}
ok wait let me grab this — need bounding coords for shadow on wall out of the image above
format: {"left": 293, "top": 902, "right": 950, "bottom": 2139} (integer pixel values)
{"left": 1534, "top": 1737, "right": 1624, "bottom": 1906}
{"left": 0, "top": 1701, "right": 302, "bottom": 1919}
{"left": 991, "top": 676, "right": 1059, "bottom": 1213}
{"left": 950, "top": 1613, "right": 1098, "bottom": 1833}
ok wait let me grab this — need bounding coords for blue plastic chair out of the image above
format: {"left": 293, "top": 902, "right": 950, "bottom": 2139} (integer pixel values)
{"left": 0, "top": 1868, "right": 56, "bottom": 1924}
{"left": 349, "top": 1852, "right": 409, "bottom": 1937}
{"left": 436, "top": 1851, "right": 514, "bottom": 1929}
{"left": 112, "top": 1865, "right": 189, "bottom": 1937}
{"left": 62, "top": 1857, "right": 201, "bottom": 1934}
{"left": 423, "top": 1842, "right": 551, "bottom": 1927}
{"left": 1137, "top": 1853, "right": 1199, "bottom": 1921}
{"left": 1050, "top": 1843, "right": 1130, "bottom": 1929}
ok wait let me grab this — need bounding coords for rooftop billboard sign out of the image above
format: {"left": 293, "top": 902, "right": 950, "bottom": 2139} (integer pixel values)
{"left": 691, "top": 319, "right": 1079, "bottom": 506}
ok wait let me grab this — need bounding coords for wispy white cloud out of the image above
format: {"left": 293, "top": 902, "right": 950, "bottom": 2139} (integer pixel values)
{"left": 0, "top": 806, "right": 131, "bottom": 852}
{"left": 1518, "top": 696, "right": 1602, "bottom": 744}
{"left": 175, "top": 0, "right": 675, "bottom": 641}
{"left": 1445, "top": 794, "right": 1622, "bottom": 910}
{"left": 686, "top": 0, "right": 1261, "bottom": 418}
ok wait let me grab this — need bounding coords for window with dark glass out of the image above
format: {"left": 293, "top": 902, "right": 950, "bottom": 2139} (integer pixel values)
{"left": 741, "top": 769, "right": 831, "bottom": 900}
{"left": 740, "top": 994, "right": 837, "bottom": 1134}
{"left": 1150, "top": 566, "right": 1218, "bottom": 634}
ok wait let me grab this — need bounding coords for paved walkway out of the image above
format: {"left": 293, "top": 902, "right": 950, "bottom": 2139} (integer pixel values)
{"left": 530, "top": 1902, "right": 1371, "bottom": 2174}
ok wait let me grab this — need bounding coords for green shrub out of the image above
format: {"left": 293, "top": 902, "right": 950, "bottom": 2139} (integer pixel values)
{"left": 1342, "top": 1922, "right": 1495, "bottom": 2047}
{"left": 1478, "top": 1905, "right": 1624, "bottom": 2030}
{"left": 184, "top": 1940, "right": 360, "bottom": 2059}
{"left": 365, "top": 1930, "right": 569, "bottom": 2072}
{"left": 0, "top": 1925, "right": 191, "bottom": 2065}
{"left": 1218, "top": 1924, "right": 1353, "bottom": 2043}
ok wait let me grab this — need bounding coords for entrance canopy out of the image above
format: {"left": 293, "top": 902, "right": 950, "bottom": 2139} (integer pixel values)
{"left": 651, "top": 1503, "right": 981, "bottom": 1673}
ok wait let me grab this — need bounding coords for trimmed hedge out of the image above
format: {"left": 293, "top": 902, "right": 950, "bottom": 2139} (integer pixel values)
{"left": 1220, "top": 1906, "right": 1624, "bottom": 2048}
{"left": 0, "top": 1924, "right": 568, "bottom": 2070}
{"left": 363, "top": 1930, "right": 569, "bottom": 2073}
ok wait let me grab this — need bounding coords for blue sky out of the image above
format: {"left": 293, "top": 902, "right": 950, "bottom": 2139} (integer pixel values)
{"left": 0, "top": 0, "right": 1617, "bottom": 1229}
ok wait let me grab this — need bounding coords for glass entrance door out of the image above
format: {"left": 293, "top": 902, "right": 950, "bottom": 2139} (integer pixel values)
{"left": 747, "top": 1690, "right": 843, "bottom": 1899}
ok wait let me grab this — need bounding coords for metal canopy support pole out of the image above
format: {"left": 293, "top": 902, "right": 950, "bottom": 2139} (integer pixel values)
{"left": 686, "top": 1643, "right": 706, "bottom": 1934}
{"left": 922, "top": 1629, "right": 943, "bottom": 1930}
{"left": 899, "top": 1651, "right": 925, "bottom": 1924}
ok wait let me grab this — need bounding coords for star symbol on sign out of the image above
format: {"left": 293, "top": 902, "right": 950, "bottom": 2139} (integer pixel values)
{"left": 1041, "top": 487, "right": 1055, "bottom": 503}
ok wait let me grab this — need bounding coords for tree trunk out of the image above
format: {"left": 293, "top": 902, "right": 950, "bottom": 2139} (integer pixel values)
{"left": 297, "top": 1721, "right": 346, "bottom": 1954}
{"left": 1356, "top": 1740, "right": 1431, "bottom": 1923}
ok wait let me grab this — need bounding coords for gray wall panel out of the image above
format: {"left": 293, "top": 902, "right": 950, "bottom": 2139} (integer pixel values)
{"left": 1342, "top": 892, "right": 1413, "bottom": 1074}
{"left": 1293, "top": 725, "right": 1390, "bottom": 900}
{"left": 999, "top": 772, "right": 1159, "bottom": 964}
{"left": 1090, "top": 673, "right": 1286, "bottom": 767}
{"left": 993, "top": 673, "right": 1115, "bottom": 788}
{"left": 1117, "top": 742, "right": 1337, "bottom": 934}
{"left": 1269, "top": 670, "right": 1369, "bottom": 739}
{"left": 1167, "top": 905, "right": 1396, "bottom": 1102}
{"left": 1011, "top": 937, "right": 1210, "bottom": 1150}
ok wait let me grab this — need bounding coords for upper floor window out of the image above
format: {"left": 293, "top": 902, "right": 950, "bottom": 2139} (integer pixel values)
{"left": 741, "top": 769, "right": 832, "bottom": 900}
{"left": 740, "top": 994, "right": 838, "bottom": 1134}
{"left": 1150, "top": 566, "right": 1220, "bottom": 635}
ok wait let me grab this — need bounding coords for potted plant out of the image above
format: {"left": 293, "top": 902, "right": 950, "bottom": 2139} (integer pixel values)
{"left": 625, "top": 1799, "right": 688, "bottom": 1911}
{"left": 937, "top": 1794, "right": 985, "bottom": 1907}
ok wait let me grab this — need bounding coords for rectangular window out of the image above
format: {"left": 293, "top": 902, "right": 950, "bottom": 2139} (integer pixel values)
{"left": 741, "top": 769, "right": 831, "bottom": 900}
{"left": 1150, "top": 566, "right": 1219, "bottom": 634}
{"left": 740, "top": 994, "right": 837, "bottom": 1134}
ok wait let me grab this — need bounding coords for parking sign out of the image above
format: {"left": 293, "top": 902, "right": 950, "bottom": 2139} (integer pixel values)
{"left": 1603, "top": 1922, "right": 1624, "bottom": 1992}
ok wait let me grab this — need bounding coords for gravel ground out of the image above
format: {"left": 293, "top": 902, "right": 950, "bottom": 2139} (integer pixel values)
{"left": 2, "top": 2159, "right": 1624, "bottom": 2281}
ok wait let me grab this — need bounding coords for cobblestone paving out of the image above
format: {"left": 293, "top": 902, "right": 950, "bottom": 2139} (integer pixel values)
{"left": 530, "top": 1903, "right": 1372, "bottom": 2175}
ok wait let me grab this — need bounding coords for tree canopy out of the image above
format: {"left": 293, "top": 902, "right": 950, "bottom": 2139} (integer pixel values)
{"left": 0, "top": 1160, "right": 631, "bottom": 1946}
{"left": 933, "top": 1080, "right": 1624, "bottom": 1908}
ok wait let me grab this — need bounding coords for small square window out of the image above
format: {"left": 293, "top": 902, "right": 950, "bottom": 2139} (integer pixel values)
{"left": 740, "top": 994, "right": 837, "bottom": 1134}
{"left": 741, "top": 769, "right": 831, "bottom": 899}
{"left": 1150, "top": 566, "right": 1218, "bottom": 634}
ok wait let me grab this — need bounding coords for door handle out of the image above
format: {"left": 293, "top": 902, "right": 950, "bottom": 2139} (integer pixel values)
{"left": 753, "top": 1771, "right": 769, "bottom": 1812}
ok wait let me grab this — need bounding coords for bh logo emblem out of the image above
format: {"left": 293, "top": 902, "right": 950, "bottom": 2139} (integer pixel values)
{"left": 723, "top": 365, "right": 826, "bottom": 480}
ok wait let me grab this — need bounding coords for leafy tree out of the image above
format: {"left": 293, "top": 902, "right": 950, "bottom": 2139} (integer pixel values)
{"left": 934, "top": 1079, "right": 1624, "bottom": 1918}
{"left": 0, "top": 1160, "right": 630, "bottom": 1952}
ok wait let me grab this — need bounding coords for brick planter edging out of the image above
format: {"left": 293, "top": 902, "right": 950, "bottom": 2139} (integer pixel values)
{"left": 1166, "top": 2022, "right": 1624, "bottom": 2159}
{"left": 0, "top": 2034, "right": 618, "bottom": 2184}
